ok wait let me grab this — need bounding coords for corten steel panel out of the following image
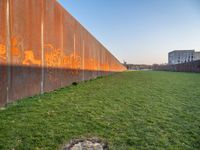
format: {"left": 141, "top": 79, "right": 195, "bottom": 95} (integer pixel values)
{"left": 82, "top": 30, "right": 89, "bottom": 80}
{"left": 63, "top": 5, "right": 83, "bottom": 85}
{"left": 9, "top": 0, "right": 42, "bottom": 102}
{"left": 101, "top": 46, "right": 107, "bottom": 76}
{"left": 105, "top": 48, "right": 110, "bottom": 75}
{"left": 91, "top": 36, "right": 99, "bottom": 79}
{"left": 0, "top": 0, "right": 7, "bottom": 106}
{"left": 105, "top": 50, "right": 110, "bottom": 76}
{"left": 61, "top": 8, "right": 76, "bottom": 87}
{"left": 102, "top": 48, "right": 109, "bottom": 76}
{"left": 99, "top": 46, "right": 105, "bottom": 76}
{"left": 107, "top": 50, "right": 111, "bottom": 72}
{"left": 90, "top": 33, "right": 100, "bottom": 78}
{"left": 43, "top": 0, "right": 64, "bottom": 92}
{"left": 81, "top": 28, "right": 88, "bottom": 81}
{"left": 84, "top": 31, "right": 94, "bottom": 80}
{"left": 80, "top": 26, "right": 85, "bottom": 81}
{"left": 88, "top": 36, "right": 95, "bottom": 79}
{"left": 72, "top": 20, "right": 83, "bottom": 83}
{"left": 96, "top": 41, "right": 101, "bottom": 77}
{"left": 73, "top": 25, "right": 81, "bottom": 81}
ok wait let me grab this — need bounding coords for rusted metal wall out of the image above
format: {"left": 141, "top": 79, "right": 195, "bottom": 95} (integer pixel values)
{"left": 0, "top": 0, "right": 126, "bottom": 106}
{"left": 9, "top": 0, "right": 43, "bottom": 102}
{"left": 0, "top": 0, "right": 7, "bottom": 106}
{"left": 153, "top": 60, "right": 200, "bottom": 73}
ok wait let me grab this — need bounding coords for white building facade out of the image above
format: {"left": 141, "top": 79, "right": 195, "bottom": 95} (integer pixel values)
{"left": 195, "top": 52, "right": 200, "bottom": 61}
{"left": 168, "top": 50, "right": 200, "bottom": 64}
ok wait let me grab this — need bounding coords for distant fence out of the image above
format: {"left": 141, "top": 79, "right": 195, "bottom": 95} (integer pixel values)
{"left": 153, "top": 60, "right": 200, "bottom": 73}
{"left": 0, "top": 0, "right": 126, "bottom": 106}
{"left": 124, "top": 64, "right": 152, "bottom": 70}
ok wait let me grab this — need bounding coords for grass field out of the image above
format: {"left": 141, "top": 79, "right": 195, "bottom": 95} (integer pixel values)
{"left": 0, "top": 71, "right": 200, "bottom": 150}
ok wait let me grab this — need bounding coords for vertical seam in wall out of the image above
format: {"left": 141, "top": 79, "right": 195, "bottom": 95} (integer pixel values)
{"left": 98, "top": 48, "right": 100, "bottom": 75}
{"left": 61, "top": 11, "right": 63, "bottom": 86}
{"left": 41, "top": 0, "right": 44, "bottom": 94}
{"left": 73, "top": 33, "right": 76, "bottom": 58}
{"left": 82, "top": 40, "right": 85, "bottom": 81}
{"left": 73, "top": 33, "right": 76, "bottom": 78}
{"left": 6, "top": 0, "right": 11, "bottom": 104}
{"left": 61, "top": 13, "right": 63, "bottom": 53}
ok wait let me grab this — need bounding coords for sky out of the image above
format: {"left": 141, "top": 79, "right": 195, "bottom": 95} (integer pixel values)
{"left": 58, "top": 0, "right": 200, "bottom": 65}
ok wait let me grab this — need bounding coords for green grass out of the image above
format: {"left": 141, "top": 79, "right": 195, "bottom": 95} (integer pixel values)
{"left": 0, "top": 71, "right": 200, "bottom": 150}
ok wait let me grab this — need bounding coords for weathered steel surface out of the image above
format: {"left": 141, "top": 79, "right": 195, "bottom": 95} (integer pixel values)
{"left": 0, "top": 0, "right": 126, "bottom": 106}
{"left": 8, "top": 0, "right": 43, "bottom": 102}
{"left": 0, "top": 0, "right": 7, "bottom": 106}
{"left": 43, "top": 0, "right": 64, "bottom": 92}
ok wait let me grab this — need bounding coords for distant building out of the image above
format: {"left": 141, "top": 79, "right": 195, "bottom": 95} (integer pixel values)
{"left": 168, "top": 50, "right": 200, "bottom": 64}
{"left": 195, "top": 52, "right": 200, "bottom": 61}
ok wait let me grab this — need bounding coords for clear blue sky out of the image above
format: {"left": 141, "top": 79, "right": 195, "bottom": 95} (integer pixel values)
{"left": 58, "top": 0, "right": 200, "bottom": 64}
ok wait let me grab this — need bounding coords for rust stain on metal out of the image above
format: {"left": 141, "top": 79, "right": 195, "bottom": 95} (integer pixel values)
{"left": 0, "top": 44, "right": 6, "bottom": 61}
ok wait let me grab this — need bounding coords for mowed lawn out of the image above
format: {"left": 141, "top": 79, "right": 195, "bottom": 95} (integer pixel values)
{"left": 0, "top": 71, "right": 200, "bottom": 150}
